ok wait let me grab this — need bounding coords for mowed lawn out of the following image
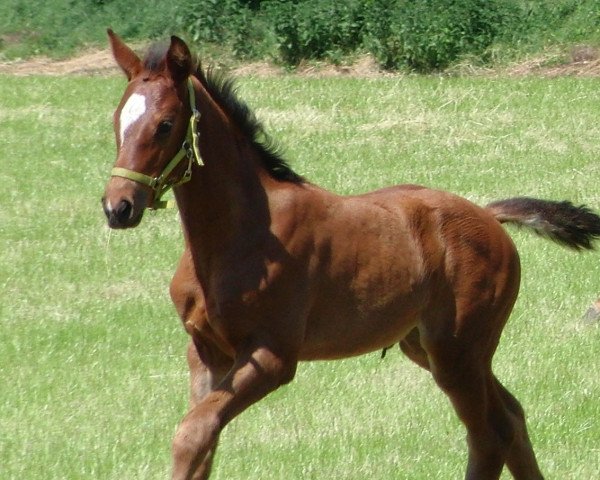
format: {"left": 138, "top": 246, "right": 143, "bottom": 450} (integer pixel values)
{"left": 1, "top": 71, "right": 599, "bottom": 479}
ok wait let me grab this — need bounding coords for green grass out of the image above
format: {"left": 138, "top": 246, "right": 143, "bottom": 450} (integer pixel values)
{"left": 1, "top": 72, "right": 599, "bottom": 479}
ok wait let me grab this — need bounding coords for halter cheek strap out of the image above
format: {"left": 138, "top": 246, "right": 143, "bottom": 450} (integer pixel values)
{"left": 110, "top": 78, "right": 203, "bottom": 210}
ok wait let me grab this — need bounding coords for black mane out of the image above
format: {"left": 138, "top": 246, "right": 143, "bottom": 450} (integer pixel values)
{"left": 142, "top": 44, "right": 303, "bottom": 184}
{"left": 195, "top": 66, "right": 304, "bottom": 183}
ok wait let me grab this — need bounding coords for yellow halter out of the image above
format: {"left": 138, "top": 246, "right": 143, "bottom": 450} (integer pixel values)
{"left": 110, "top": 78, "right": 202, "bottom": 209}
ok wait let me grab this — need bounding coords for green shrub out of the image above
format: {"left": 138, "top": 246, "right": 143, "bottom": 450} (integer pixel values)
{"left": 363, "top": 0, "right": 520, "bottom": 71}
{"left": 265, "top": 0, "right": 366, "bottom": 65}
{"left": 514, "top": 0, "right": 600, "bottom": 44}
{"left": 179, "top": 0, "right": 239, "bottom": 44}
{"left": 0, "top": 0, "right": 183, "bottom": 58}
{"left": 1, "top": 0, "right": 599, "bottom": 70}
{"left": 176, "top": 0, "right": 272, "bottom": 60}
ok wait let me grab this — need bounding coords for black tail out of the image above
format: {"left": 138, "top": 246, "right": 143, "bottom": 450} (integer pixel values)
{"left": 486, "top": 197, "right": 600, "bottom": 250}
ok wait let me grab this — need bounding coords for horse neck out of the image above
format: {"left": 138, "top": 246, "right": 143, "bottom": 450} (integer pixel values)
{"left": 174, "top": 78, "right": 273, "bottom": 265}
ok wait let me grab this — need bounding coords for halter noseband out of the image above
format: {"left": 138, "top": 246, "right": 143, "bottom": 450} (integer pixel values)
{"left": 110, "top": 78, "right": 202, "bottom": 210}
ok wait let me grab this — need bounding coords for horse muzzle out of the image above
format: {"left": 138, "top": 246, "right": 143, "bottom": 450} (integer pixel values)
{"left": 102, "top": 198, "right": 143, "bottom": 229}
{"left": 102, "top": 178, "right": 149, "bottom": 229}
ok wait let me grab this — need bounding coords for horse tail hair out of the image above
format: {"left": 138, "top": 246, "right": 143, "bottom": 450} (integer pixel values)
{"left": 486, "top": 197, "right": 600, "bottom": 251}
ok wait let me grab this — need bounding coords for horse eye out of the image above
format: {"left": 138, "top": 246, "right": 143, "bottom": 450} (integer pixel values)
{"left": 155, "top": 120, "right": 173, "bottom": 138}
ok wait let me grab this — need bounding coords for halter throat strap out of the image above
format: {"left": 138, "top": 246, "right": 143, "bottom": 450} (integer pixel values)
{"left": 110, "top": 78, "right": 202, "bottom": 210}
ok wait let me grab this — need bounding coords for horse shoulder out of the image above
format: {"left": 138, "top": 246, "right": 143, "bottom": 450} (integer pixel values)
{"left": 170, "top": 249, "right": 206, "bottom": 334}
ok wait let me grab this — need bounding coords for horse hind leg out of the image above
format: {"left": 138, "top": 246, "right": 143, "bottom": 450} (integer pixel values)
{"left": 419, "top": 314, "right": 543, "bottom": 480}
{"left": 428, "top": 349, "right": 508, "bottom": 478}
{"left": 493, "top": 377, "right": 544, "bottom": 480}
{"left": 399, "top": 327, "right": 430, "bottom": 370}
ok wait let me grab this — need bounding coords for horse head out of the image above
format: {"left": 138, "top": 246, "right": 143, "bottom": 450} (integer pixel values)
{"left": 102, "top": 30, "right": 197, "bottom": 228}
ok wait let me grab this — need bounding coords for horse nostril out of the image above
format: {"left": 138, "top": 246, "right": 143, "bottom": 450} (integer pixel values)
{"left": 116, "top": 199, "right": 133, "bottom": 222}
{"left": 101, "top": 197, "right": 110, "bottom": 218}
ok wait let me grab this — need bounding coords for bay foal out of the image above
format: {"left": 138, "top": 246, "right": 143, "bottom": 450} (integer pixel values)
{"left": 102, "top": 32, "right": 600, "bottom": 480}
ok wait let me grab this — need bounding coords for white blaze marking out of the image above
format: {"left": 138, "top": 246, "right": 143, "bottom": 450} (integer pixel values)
{"left": 119, "top": 93, "right": 147, "bottom": 144}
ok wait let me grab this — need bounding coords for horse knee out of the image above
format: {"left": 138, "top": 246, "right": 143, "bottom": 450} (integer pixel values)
{"left": 277, "top": 357, "right": 297, "bottom": 385}
{"left": 172, "top": 410, "right": 221, "bottom": 469}
{"left": 255, "top": 347, "right": 297, "bottom": 387}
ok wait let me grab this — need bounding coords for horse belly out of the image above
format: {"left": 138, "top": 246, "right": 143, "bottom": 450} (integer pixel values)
{"left": 295, "top": 198, "right": 431, "bottom": 360}
{"left": 298, "top": 275, "right": 424, "bottom": 361}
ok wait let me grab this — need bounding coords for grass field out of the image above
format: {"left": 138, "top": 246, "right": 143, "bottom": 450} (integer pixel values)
{"left": 1, "top": 71, "right": 599, "bottom": 479}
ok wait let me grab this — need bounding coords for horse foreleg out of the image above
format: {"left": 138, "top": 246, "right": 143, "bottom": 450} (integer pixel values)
{"left": 171, "top": 341, "right": 297, "bottom": 480}
{"left": 182, "top": 339, "right": 231, "bottom": 480}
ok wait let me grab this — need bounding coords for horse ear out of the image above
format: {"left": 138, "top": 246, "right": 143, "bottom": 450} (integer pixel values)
{"left": 166, "top": 36, "right": 193, "bottom": 83}
{"left": 107, "top": 29, "right": 142, "bottom": 80}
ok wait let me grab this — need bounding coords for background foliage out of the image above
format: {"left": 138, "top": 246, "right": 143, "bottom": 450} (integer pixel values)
{"left": 1, "top": 0, "right": 600, "bottom": 71}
